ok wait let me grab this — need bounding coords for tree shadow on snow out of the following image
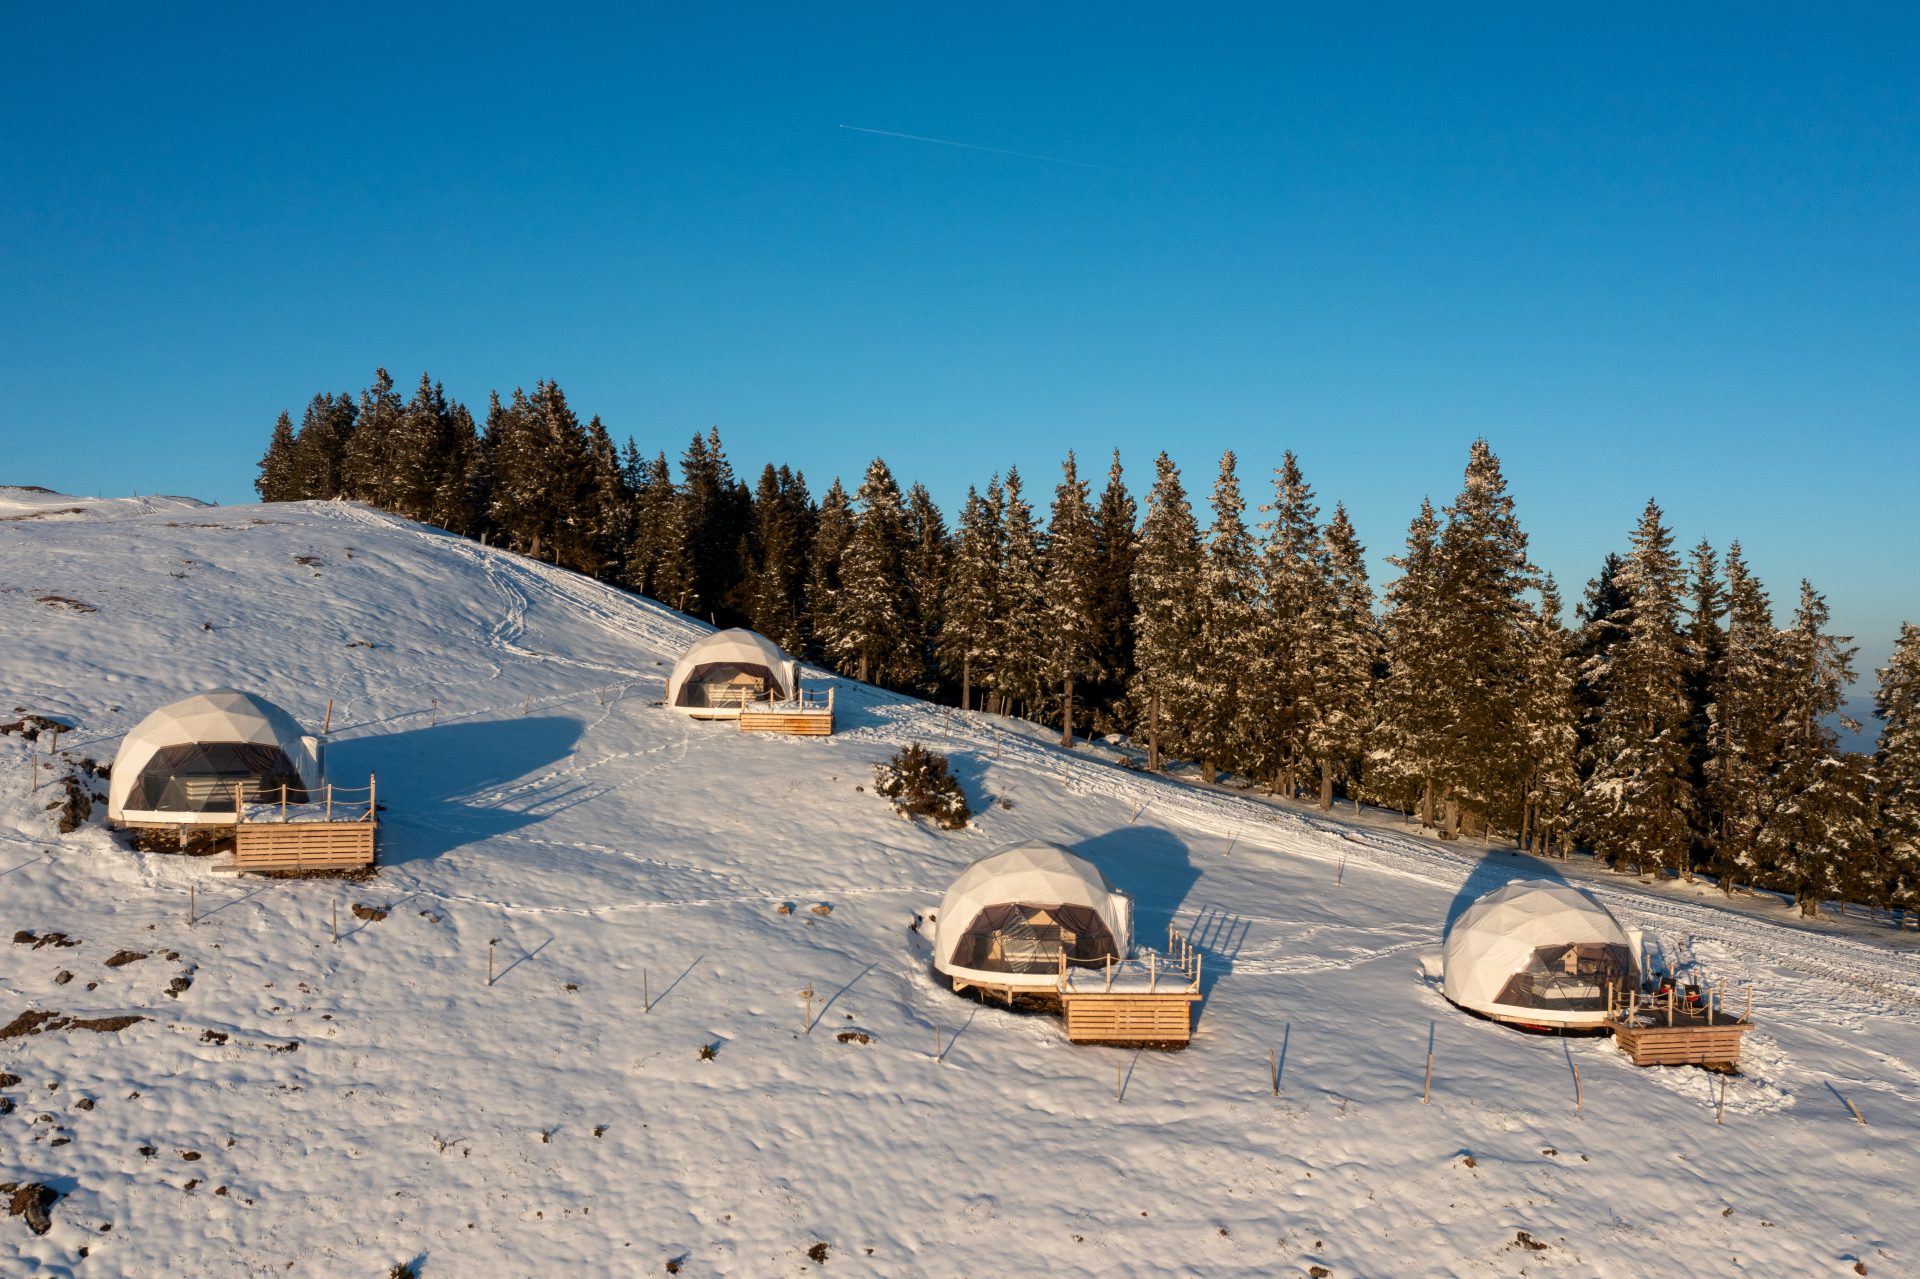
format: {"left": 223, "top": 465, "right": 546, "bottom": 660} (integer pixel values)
{"left": 327, "top": 715, "right": 586, "bottom": 865}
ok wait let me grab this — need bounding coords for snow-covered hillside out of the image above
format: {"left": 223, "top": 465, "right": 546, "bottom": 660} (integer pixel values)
{"left": 4, "top": 497, "right": 1918, "bottom": 1277}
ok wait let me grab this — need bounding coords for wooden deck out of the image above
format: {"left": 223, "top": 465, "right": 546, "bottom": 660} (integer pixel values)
{"left": 227, "top": 777, "right": 378, "bottom": 873}
{"left": 1055, "top": 926, "right": 1204, "bottom": 1046}
{"left": 738, "top": 688, "right": 834, "bottom": 736}
{"left": 1609, "top": 1013, "right": 1752, "bottom": 1068}
{"left": 1606, "top": 987, "right": 1754, "bottom": 1068}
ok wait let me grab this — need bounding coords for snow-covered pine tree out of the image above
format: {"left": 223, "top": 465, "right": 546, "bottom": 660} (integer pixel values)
{"left": 1087, "top": 451, "right": 1138, "bottom": 735}
{"left": 1044, "top": 452, "right": 1100, "bottom": 747}
{"left": 831, "top": 458, "right": 912, "bottom": 685}
{"left": 1574, "top": 499, "right": 1693, "bottom": 874}
{"left": 428, "top": 402, "right": 487, "bottom": 537}
{"left": 340, "top": 369, "right": 405, "bottom": 509}
{"left": 1874, "top": 622, "right": 1920, "bottom": 912}
{"left": 289, "top": 391, "right": 357, "bottom": 501}
{"left": 389, "top": 372, "right": 453, "bottom": 523}
{"left": 1252, "top": 451, "right": 1326, "bottom": 797}
{"left": 679, "top": 428, "right": 753, "bottom": 624}
{"left": 743, "top": 464, "right": 814, "bottom": 654}
{"left": 255, "top": 411, "right": 298, "bottom": 501}
{"left": 1752, "top": 581, "right": 1864, "bottom": 914}
{"left": 1705, "top": 543, "right": 1786, "bottom": 888}
{"left": 804, "top": 479, "right": 855, "bottom": 665}
{"left": 1372, "top": 499, "right": 1447, "bottom": 823}
{"left": 1518, "top": 577, "right": 1580, "bottom": 855}
{"left": 578, "top": 416, "right": 632, "bottom": 578}
{"left": 622, "top": 453, "right": 685, "bottom": 604}
{"left": 1190, "top": 451, "right": 1260, "bottom": 781}
{"left": 1430, "top": 440, "right": 1536, "bottom": 837}
{"left": 903, "top": 482, "right": 951, "bottom": 699}
{"left": 1303, "top": 503, "right": 1378, "bottom": 810}
{"left": 1682, "top": 540, "right": 1728, "bottom": 869}
{"left": 1129, "top": 454, "right": 1203, "bottom": 771}
{"left": 991, "top": 468, "right": 1049, "bottom": 718}
{"left": 939, "top": 479, "right": 1003, "bottom": 713}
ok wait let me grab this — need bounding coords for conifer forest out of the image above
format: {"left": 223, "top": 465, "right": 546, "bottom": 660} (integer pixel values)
{"left": 256, "top": 369, "right": 1920, "bottom": 916}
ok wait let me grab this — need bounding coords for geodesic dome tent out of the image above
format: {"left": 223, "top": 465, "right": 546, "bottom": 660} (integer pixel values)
{"left": 929, "top": 842, "right": 1134, "bottom": 992}
{"left": 665, "top": 628, "right": 798, "bottom": 718}
{"left": 108, "top": 689, "right": 325, "bottom": 826}
{"left": 1441, "top": 880, "right": 1637, "bottom": 1028}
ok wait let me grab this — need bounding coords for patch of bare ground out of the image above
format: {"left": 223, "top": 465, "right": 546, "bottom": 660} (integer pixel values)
{"left": 351, "top": 904, "right": 388, "bottom": 922}
{"left": 0, "top": 1009, "right": 147, "bottom": 1039}
{"left": 3, "top": 1181, "right": 59, "bottom": 1235}
{"left": 34, "top": 594, "right": 96, "bottom": 612}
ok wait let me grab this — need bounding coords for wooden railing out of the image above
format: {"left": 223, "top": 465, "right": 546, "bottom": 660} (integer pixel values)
{"left": 230, "top": 776, "right": 378, "bottom": 871}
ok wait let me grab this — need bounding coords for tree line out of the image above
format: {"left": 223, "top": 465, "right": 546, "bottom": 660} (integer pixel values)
{"left": 256, "top": 369, "right": 1920, "bottom": 915}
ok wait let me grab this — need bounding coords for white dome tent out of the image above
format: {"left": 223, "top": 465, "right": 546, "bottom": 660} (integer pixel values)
{"left": 1441, "top": 879, "right": 1640, "bottom": 1029}
{"left": 927, "top": 842, "right": 1134, "bottom": 996}
{"left": 665, "top": 628, "right": 798, "bottom": 719}
{"left": 109, "top": 689, "right": 326, "bottom": 827}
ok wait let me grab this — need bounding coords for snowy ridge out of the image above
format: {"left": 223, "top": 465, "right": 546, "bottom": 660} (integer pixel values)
{"left": 3, "top": 497, "right": 1918, "bottom": 1277}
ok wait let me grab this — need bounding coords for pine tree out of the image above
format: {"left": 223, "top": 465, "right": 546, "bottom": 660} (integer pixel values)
{"left": 429, "top": 402, "right": 488, "bottom": 536}
{"left": 1519, "top": 577, "right": 1580, "bottom": 854}
{"left": 288, "top": 392, "right": 357, "bottom": 500}
{"left": 902, "top": 483, "right": 951, "bottom": 698}
{"left": 339, "top": 369, "right": 405, "bottom": 508}
{"left": 1044, "top": 453, "right": 1100, "bottom": 746}
{"left": 1191, "top": 452, "right": 1259, "bottom": 780}
{"left": 743, "top": 465, "right": 814, "bottom": 654}
{"left": 255, "top": 411, "right": 298, "bottom": 501}
{"left": 623, "top": 453, "right": 685, "bottom": 603}
{"left": 389, "top": 373, "right": 453, "bottom": 522}
{"left": 1129, "top": 453, "right": 1203, "bottom": 770}
{"left": 832, "top": 459, "right": 912, "bottom": 685}
{"left": 1086, "top": 452, "right": 1138, "bottom": 735}
{"left": 1682, "top": 540, "right": 1727, "bottom": 868}
{"left": 1304, "top": 504, "right": 1378, "bottom": 809}
{"left": 1373, "top": 500, "right": 1447, "bottom": 823}
{"left": 804, "top": 479, "right": 855, "bottom": 664}
{"left": 1252, "top": 451, "right": 1325, "bottom": 796}
{"left": 1754, "top": 581, "right": 1862, "bottom": 913}
{"left": 579, "top": 417, "right": 632, "bottom": 577}
{"left": 680, "top": 428, "right": 752, "bottom": 624}
{"left": 1429, "top": 440, "right": 1536, "bottom": 837}
{"left": 939, "top": 479, "right": 1003, "bottom": 712}
{"left": 1575, "top": 499, "right": 1693, "bottom": 874}
{"left": 1874, "top": 622, "right": 1920, "bottom": 912}
{"left": 1706, "top": 544, "right": 1786, "bottom": 887}
{"left": 991, "top": 468, "right": 1049, "bottom": 717}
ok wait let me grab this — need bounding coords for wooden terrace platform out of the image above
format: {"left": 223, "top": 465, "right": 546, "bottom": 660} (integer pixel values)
{"left": 1054, "top": 926, "right": 1204, "bottom": 1046}
{"left": 222, "top": 777, "right": 379, "bottom": 873}
{"left": 1606, "top": 986, "right": 1754, "bottom": 1069}
{"left": 738, "top": 687, "right": 834, "bottom": 736}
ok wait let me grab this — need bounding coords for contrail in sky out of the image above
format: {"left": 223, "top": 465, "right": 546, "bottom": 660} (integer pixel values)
{"left": 838, "top": 124, "right": 1166, "bottom": 179}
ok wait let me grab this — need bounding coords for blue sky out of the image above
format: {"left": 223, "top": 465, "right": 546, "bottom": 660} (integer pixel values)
{"left": 3, "top": 4, "right": 1915, "bottom": 713}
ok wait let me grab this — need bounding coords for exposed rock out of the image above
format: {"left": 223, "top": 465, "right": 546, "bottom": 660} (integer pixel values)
{"left": 4, "top": 1182, "right": 58, "bottom": 1236}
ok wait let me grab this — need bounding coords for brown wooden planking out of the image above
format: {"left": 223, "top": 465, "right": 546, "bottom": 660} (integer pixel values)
{"left": 235, "top": 821, "right": 375, "bottom": 870}
{"left": 738, "top": 713, "right": 834, "bottom": 736}
{"left": 1611, "top": 1020, "right": 1750, "bottom": 1067}
{"left": 1062, "top": 992, "right": 1198, "bottom": 1044}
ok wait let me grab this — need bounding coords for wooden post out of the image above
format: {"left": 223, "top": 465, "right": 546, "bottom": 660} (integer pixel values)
{"left": 1195, "top": 953, "right": 1202, "bottom": 991}
{"left": 803, "top": 983, "right": 814, "bottom": 1033}
{"left": 332, "top": 900, "right": 338, "bottom": 944}
{"left": 1423, "top": 1051, "right": 1434, "bottom": 1105}
{"left": 189, "top": 884, "right": 195, "bottom": 927}
{"left": 1115, "top": 1061, "right": 1123, "bottom": 1103}
{"left": 280, "top": 783, "right": 288, "bottom": 821}
{"left": 1745, "top": 985, "right": 1753, "bottom": 1024}
{"left": 1717, "top": 1076, "right": 1728, "bottom": 1125}
{"left": 322, "top": 698, "right": 334, "bottom": 736}
{"left": 1667, "top": 986, "right": 1675, "bottom": 1028}
{"left": 325, "top": 784, "right": 333, "bottom": 822}
{"left": 1572, "top": 1059, "right": 1582, "bottom": 1113}
{"left": 1840, "top": 1090, "right": 1867, "bottom": 1125}
{"left": 1105, "top": 954, "right": 1113, "bottom": 992}
{"left": 643, "top": 968, "right": 650, "bottom": 1013}
{"left": 488, "top": 939, "right": 496, "bottom": 987}
{"left": 369, "top": 774, "right": 377, "bottom": 822}
{"left": 933, "top": 1023, "right": 941, "bottom": 1063}
{"left": 1269, "top": 1046, "right": 1279, "bottom": 1096}
{"left": 29, "top": 754, "right": 37, "bottom": 792}
{"left": 1336, "top": 855, "right": 1345, "bottom": 885}
{"left": 1150, "top": 952, "right": 1158, "bottom": 994}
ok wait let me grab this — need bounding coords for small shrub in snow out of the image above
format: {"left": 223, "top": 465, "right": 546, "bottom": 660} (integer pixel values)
{"left": 872, "top": 744, "right": 970, "bottom": 830}
{"left": 388, "top": 1263, "right": 420, "bottom": 1279}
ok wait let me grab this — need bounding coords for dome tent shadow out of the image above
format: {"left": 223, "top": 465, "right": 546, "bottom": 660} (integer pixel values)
{"left": 1070, "top": 825, "right": 1210, "bottom": 992}
{"left": 326, "top": 714, "right": 586, "bottom": 865}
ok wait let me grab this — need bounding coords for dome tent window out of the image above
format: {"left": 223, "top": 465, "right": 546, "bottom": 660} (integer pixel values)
{"left": 132, "top": 742, "right": 306, "bottom": 814}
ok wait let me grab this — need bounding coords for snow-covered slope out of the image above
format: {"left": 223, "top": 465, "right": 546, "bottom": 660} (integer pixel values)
{"left": 4, "top": 498, "right": 1918, "bottom": 1278}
